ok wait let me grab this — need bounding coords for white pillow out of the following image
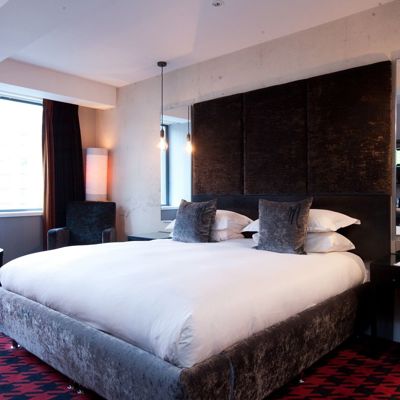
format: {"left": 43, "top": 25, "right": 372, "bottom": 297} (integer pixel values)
{"left": 166, "top": 210, "right": 252, "bottom": 234}
{"left": 308, "top": 209, "right": 360, "bottom": 232}
{"left": 211, "top": 230, "right": 244, "bottom": 242}
{"left": 242, "top": 219, "right": 259, "bottom": 232}
{"left": 242, "top": 209, "right": 360, "bottom": 233}
{"left": 305, "top": 232, "right": 355, "bottom": 253}
{"left": 252, "top": 232, "right": 355, "bottom": 253}
{"left": 213, "top": 210, "right": 252, "bottom": 231}
{"left": 165, "top": 220, "right": 175, "bottom": 232}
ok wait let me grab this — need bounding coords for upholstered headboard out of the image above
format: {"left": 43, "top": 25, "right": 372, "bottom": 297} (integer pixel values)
{"left": 191, "top": 61, "right": 393, "bottom": 261}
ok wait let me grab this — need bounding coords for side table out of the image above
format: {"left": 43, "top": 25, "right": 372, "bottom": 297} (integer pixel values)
{"left": 127, "top": 232, "right": 170, "bottom": 241}
{"left": 370, "top": 253, "right": 400, "bottom": 341}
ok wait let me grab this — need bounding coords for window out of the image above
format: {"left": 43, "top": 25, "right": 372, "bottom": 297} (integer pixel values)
{"left": 160, "top": 119, "right": 191, "bottom": 208}
{"left": 0, "top": 97, "right": 43, "bottom": 212}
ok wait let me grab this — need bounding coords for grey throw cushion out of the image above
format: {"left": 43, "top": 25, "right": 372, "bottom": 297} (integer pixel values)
{"left": 173, "top": 199, "right": 217, "bottom": 243}
{"left": 257, "top": 197, "right": 313, "bottom": 254}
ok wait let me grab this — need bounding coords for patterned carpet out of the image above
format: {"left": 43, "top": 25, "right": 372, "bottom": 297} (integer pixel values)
{"left": 0, "top": 333, "right": 399, "bottom": 399}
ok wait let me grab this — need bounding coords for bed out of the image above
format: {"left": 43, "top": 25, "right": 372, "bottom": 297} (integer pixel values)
{"left": 0, "top": 194, "right": 390, "bottom": 400}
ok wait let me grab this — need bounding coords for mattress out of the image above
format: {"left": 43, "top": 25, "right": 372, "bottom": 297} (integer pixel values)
{"left": 0, "top": 238, "right": 366, "bottom": 368}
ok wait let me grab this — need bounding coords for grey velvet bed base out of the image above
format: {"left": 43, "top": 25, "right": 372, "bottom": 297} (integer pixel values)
{"left": 0, "top": 284, "right": 366, "bottom": 400}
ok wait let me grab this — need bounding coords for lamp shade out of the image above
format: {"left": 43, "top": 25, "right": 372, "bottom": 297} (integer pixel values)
{"left": 85, "top": 148, "right": 108, "bottom": 201}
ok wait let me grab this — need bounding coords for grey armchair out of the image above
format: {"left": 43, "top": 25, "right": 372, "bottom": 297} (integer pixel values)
{"left": 47, "top": 201, "right": 116, "bottom": 250}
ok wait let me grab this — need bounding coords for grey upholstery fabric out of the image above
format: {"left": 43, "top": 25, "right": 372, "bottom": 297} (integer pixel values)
{"left": 257, "top": 197, "right": 313, "bottom": 254}
{"left": 0, "top": 285, "right": 365, "bottom": 400}
{"left": 180, "top": 286, "right": 364, "bottom": 399}
{"left": 173, "top": 199, "right": 217, "bottom": 243}
{"left": 0, "top": 288, "right": 183, "bottom": 400}
{"left": 47, "top": 201, "right": 116, "bottom": 250}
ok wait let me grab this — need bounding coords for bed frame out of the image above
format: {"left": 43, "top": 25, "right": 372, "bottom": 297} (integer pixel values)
{"left": 0, "top": 194, "right": 390, "bottom": 400}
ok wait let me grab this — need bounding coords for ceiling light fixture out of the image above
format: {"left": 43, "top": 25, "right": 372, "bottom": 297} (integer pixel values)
{"left": 212, "top": 0, "right": 224, "bottom": 7}
{"left": 157, "top": 61, "right": 168, "bottom": 151}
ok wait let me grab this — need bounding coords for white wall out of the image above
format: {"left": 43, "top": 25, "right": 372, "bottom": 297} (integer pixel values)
{"left": 97, "top": 0, "right": 400, "bottom": 238}
{"left": 79, "top": 106, "right": 97, "bottom": 149}
{"left": 0, "top": 59, "right": 116, "bottom": 109}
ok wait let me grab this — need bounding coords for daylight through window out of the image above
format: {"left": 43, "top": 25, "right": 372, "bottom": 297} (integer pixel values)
{"left": 0, "top": 97, "right": 43, "bottom": 212}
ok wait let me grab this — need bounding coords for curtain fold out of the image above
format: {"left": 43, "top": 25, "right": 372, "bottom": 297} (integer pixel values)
{"left": 42, "top": 100, "right": 85, "bottom": 246}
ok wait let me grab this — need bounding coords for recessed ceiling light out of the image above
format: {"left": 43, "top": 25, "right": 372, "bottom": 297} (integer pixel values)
{"left": 212, "top": 0, "right": 224, "bottom": 7}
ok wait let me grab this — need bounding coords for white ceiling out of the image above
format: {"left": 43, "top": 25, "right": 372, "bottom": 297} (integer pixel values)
{"left": 0, "top": 0, "right": 393, "bottom": 87}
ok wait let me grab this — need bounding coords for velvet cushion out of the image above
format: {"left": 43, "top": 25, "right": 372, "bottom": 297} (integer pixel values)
{"left": 257, "top": 197, "right": 313, "bottom": 254}
{"left": 173, "top": 199, "right": 217, "bottom": 243}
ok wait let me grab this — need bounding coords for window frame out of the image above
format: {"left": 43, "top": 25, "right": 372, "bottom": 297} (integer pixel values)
{"left": 160, "top": 124, "right": 170, "bottom": 207}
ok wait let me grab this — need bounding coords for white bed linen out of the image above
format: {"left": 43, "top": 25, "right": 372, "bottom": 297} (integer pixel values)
{"left": 0, "top": 239, "right": 366, "bottom": 368}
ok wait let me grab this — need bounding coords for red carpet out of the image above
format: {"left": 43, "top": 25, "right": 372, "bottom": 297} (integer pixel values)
{"left": 271, "top": 337, "right": 400, "bottom": 399}
{"left": 0, "top": 333, "right": 100, "bottom": 399}
{"left": 0, "top": 333, "right": 399, "bottom": 399}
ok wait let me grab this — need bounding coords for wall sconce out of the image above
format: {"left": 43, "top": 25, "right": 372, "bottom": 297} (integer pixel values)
{"left": 157, "top": 61, "right": 168, "bottom": 151}
{"left": 85, "top": 148, "right": 108, "bottom": 201}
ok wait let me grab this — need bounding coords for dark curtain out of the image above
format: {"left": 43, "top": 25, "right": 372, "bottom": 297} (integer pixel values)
{"left": 42, "top": 100, "right": 85, "bottom": 244}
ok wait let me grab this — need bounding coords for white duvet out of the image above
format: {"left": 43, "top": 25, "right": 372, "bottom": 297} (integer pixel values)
{"left": 0, "top": 239, "right": 366, "bottom": 368}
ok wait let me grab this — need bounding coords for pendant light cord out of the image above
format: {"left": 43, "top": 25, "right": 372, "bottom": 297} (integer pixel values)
{"left": 161, "top": 65, "right": 164, "bottom": 127}
{"left": 187, "top": 105, "right": 190, "bottom": 136}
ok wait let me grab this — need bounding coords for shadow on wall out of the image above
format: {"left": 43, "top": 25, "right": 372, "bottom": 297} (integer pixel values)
{"left": 0, "top": 215, "right": 43, "bottom": 264}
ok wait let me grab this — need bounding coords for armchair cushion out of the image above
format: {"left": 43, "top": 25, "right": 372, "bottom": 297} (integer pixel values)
{"left": 67, "top": 201, "right": 116, "bottom": 245}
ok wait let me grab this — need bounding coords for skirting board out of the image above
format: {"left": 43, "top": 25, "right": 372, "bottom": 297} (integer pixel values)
{"left": 0, "top": 285, "right": 367, "bottom": 399}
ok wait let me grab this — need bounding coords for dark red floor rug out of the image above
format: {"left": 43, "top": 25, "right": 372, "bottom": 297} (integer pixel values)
{"left": 0, "top": 333, "right": 101, "bottom": 399}
{"left": 1, "top": 333, "right": 400, "bottom": 399}
{"left": 270, "top": 337, "right": 400, "bottom": 399}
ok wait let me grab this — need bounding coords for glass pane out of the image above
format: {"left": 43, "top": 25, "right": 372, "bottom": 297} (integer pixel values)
{"left": 0, "top": 98, "right": 43, "bottom": 211}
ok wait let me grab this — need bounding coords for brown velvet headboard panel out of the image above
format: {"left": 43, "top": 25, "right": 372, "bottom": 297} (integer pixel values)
{"left": 192, "top": 194, "right": 391, "bottom": 261}
{"left": 192, "top": 94, "right": 243, "bottom": 195}
{"left": 243, "top": 80, "right": 308, "bottom": 194}
{"left": 307, "top": 62, "right": 392, "bottom": 194}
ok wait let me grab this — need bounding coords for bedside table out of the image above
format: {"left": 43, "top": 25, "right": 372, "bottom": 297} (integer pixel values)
{"left": 370, "top": 254, "right": 400, "bottom": 340}
{"left": 127, "top": 232, "right": 170, "bottom": 241}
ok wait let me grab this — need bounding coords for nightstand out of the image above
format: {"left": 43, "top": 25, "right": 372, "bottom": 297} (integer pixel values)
{"left": 127, "top": 232, "right": 170, "bottom": 241}
{"left": 370, "top": 254, "right": 400, "bottom": 341}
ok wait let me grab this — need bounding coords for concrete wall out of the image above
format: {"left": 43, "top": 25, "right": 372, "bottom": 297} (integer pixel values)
{"left": 96, "top": 0, "right": 400, "bottom": 238}
{"left": 79, "top": 106, "right": 97, "bottom": 148}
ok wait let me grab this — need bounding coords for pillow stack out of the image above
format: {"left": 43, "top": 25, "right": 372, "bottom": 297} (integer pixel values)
{"left": 168, "top": 200, "right": 252, "bottom": 243}
{"left": 244, "top": 206, "right": 360, "bottom": 254}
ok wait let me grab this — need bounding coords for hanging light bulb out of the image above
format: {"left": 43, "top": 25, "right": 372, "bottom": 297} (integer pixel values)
{"left": 158, "top": 127, "right": 168, "bottom": 151}
{"left": 185, "top": 105, "right": 193, "bottom": 154}
{"left": 186, "top": 133, "right": 192, "bottom": 154}
{"left": 157, "top": 61, "right": 168, "bottom": 151}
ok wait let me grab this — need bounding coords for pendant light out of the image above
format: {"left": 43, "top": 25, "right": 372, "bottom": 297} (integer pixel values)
{"left": 157, "top": 61, "right": 168, "bottom": 151}
{"left": 186, "top": 105, "right": 193, "bottom": 154}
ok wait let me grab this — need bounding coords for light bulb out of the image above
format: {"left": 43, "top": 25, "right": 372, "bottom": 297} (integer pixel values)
{"left": 186, "top": 133, "right": 192, "bottom": 154}
{"left": 158, "top": 128, "right": 168, "bottom": 151}
{"left": 158, "top": 136, "right": 168, "bottom": 151}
